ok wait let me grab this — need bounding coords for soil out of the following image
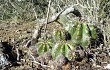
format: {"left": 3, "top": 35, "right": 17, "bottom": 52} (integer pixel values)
{"left": 0, "top": 21, "right": 35, "bottom": 43}
{"left": 0, "top": 21, "right": 110, "bottom": 70}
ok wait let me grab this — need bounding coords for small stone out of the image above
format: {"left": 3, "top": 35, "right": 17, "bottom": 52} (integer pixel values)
{"left": 104, "top": 64, "right": 110, "bottom": 69}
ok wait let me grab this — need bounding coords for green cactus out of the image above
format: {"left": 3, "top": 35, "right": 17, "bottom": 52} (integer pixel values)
{"left": 37, "top": 40, "right": 52, "bottom": 55}
{"left": 37, "top": 11, "right": 97, "bottom": 59}
{"left": 52, "top": 42, "right": 74, "bottom": 59}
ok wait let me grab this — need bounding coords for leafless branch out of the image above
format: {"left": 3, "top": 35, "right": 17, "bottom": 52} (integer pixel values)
{"left": 48, "top": 6, "right": 81, "bottom": 23}
{"left": 43, "top": 0, "right": 51, "bottom": 40}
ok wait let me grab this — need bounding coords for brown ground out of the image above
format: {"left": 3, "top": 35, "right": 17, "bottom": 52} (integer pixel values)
{"left": 0, "top": 21, "right": 110, "bottom": 70}
{"left": 0, "top": 21, "right": 35, "bottom": 44}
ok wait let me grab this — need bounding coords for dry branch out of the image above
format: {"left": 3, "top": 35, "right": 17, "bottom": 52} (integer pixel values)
{"left": 48, "top": 6, "right": 81, "bottom": 23}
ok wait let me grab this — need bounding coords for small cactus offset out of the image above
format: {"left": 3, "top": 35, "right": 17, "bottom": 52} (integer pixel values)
{"left": 52, "top": 42, "right": 74, "bottom": 59}
{"left": 36, "top": 40, "right": 52, "bottom": 55}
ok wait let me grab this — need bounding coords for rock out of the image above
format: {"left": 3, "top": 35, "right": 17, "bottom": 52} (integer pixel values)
{"left": 104, "top": 64, "right": 110, "bottom": 69}
{"left": 48, "top": 55, "right": 72, "bottom": 70}
{"left": 0, "top": 41, "right": 9, "bottom": 69}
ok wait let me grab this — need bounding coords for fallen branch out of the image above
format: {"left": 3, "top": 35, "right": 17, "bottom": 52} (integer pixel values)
{"left": 48, "top": 6, "right": 81, "bottom": 23}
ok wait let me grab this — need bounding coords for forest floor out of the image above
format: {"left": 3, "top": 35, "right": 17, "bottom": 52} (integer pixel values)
{"left": 0, "top": 21, "right": 110, "bottom": 70}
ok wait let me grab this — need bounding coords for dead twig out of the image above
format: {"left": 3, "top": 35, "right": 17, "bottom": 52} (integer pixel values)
{"left": 43, "top": 0, "right": 51, "bottom": 40}
{"left": 16, "top": 46, "right": 19, "bottom": 61}
{"left": 32, "top": 60, "right": 51, "bottom": 68}
{"left": 27, "top": 49, "right": 51, "bottom": 68}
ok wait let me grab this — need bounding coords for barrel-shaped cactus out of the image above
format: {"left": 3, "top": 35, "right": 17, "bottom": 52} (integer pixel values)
{"left": 58, "top": 14, "right": 97, "bottom": 47}
{"left": 37, "top": 10, "right": 97, "bottom": 59}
